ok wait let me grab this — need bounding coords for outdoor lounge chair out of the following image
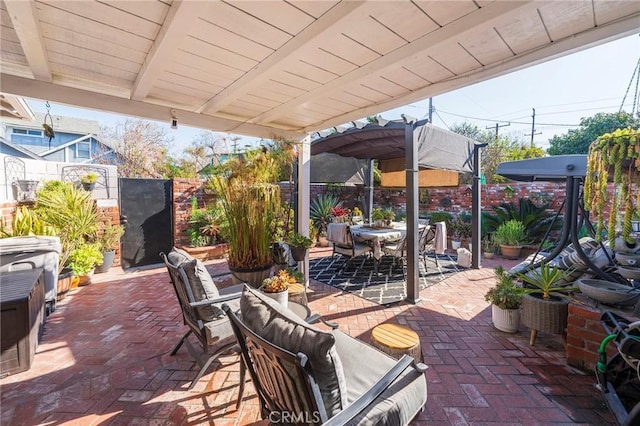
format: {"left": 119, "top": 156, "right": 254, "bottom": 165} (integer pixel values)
{"left": 160, "top": 248, "right": 246, "bottom": 396}
{"left": 223, "top": 286, "right": 428, "bottom": 425}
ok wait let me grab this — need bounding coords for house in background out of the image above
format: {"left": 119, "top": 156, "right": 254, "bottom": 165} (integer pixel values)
{"left": 0, "top": 97, "right": 115, "bottom": 163}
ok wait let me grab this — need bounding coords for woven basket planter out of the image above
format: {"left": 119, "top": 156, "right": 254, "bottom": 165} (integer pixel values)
{"left": 521, "top": 293, "right": 568, "bottom": 336}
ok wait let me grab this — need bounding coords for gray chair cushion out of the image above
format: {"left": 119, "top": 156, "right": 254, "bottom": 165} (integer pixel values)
{"left": 240, "top": 286, "right": 348, "bottom": 417}
{"left": 167, "top": 247, "right": 222, "bottom": 321}
{"left": 333, "top": 330, "right": 427, "bottom": 425}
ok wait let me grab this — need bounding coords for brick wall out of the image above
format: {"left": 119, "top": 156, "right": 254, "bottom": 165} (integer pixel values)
{"left": 172, "top": 178, "right": 210, "bottom": 247}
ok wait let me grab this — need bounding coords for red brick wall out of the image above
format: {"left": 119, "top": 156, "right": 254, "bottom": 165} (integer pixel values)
{"left": 97, "top": 204, "right": 121, "bottom": 267}
{"left": 172, "top": 178, "right": 210, "bottom": 247}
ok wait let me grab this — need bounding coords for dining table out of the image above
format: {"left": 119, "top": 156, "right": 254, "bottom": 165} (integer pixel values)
{"left": 350, "top": 222, "right": 427, "bottom": 261}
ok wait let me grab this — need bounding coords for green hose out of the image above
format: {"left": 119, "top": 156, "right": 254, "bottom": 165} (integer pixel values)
{"left": 597, "top": 334, "right": 617, "bottom": 373}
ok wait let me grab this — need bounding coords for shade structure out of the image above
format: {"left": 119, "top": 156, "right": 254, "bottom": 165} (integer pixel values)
{"left": 310, "top": 153, "right": 366, "bottom": 184}
{"left": 311, "top": 119, "right": 483, "bottom": 303}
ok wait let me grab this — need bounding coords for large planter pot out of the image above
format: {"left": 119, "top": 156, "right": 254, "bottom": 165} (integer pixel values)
{"left": 179, "top": 244, "right": 228, "bottom": 261}
{"left": 451, "top": 240, "right": 462, "bottom": 250}
{"left": 57, "top": 268, "right": 74, "bottom": 301}
{"left": 290, "top": 246, "right": 308, "bottom": 262}
{"left": 95, "top": 250, "right": 116, "bottom": 274}
{"left": 499, "top": 244, "right": 522, "bottom": 260}
{"left": 491, "top": 305, "right": 520, "bottom": 333}
{"left": 229, "top": 264, "right": 272, "bottom": 288}
{"left": 521, "top": 293, "right": 569, "bottom": 345}
{"left": 258, "top": 287, "right": 288, "bottom": 308}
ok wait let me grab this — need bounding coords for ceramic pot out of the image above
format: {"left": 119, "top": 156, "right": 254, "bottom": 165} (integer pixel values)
{"left": 259, "top": 287, "right": 288, "bottom": 308}
{"left": 491, "top": 305, "right": 520, "bottom": 333}
{"left": 95, "top": 250, "right": 115, "bottom": 273}
{"left": 499, "top": 244, "right": 522, "bottom": 260}
{"left": 229, "top": 264, "right": 272, "bottom": 288}
{"left": 290, "top": 246, "right": 308, "bottom": 262}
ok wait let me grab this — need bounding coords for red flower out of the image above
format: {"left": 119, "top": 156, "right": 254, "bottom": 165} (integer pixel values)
{"left": 330, "top": 206, "right": 348, "bottom": 217}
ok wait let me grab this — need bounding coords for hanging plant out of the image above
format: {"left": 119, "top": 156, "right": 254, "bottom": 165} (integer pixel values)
{"left": 584, "top": 127, "right": 640, "bottom": 247}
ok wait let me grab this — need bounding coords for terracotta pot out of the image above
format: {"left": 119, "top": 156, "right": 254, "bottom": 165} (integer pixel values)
{"left": 78, "top": 269, "right": 95, "bottom": 286}
{"left": 57, "top": 268, "right": 74, "bottom": 300}
{"left": 499, "top": 244, "right": 522, "bottom": 260}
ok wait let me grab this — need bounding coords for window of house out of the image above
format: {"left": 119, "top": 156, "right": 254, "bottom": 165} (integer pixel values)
{"left": 76, "top": 141, "right": 91, "bottom": 158}
{"left": 11, "top": 128, "right": 45, "bottom": 146}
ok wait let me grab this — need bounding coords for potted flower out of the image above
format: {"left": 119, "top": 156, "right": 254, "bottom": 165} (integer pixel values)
{"left": 330, "top": 206, "right": 349, "bottom": 223}
{"left": 518, "top": 262, "right": 576, "bottom": 346}
{"left": 310, "top": 193, "right": 342, "bottom": 242}
{"left": 80, "top": 172, "right": 99, "bottom": 191}
{"left": 95, "top": 220, "right": 124, "bottom": 273}
{"left": 493, "top": 220, "right": 526, "bottom": 259}
{"left": 483, "top": 237, "right": 496, "bottom": 259}
{"left": 372, "top": 208, "right": 386, "bottom": 227}
{"left": 287, "top": 232, "right": 313, "bottom": 261}
{"left": 484, "top": 266, "right": 524, "bottom": 333}
{"left": 260, "top": 269, "right": 296, "bottom": 308}
{"left": 351, "top": 206, "right": 364, "bottom": 224}
{"left": 68, "top": 243, "right": 103, "bottom": 286}
{"left": 382, "top": 208, "right": 395, "bottom": 226}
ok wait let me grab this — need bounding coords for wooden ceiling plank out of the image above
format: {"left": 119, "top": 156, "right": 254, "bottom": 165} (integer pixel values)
{"left": 287, "top": 60, "right": 338, "bottom": 84}
{"left": 270, "top": 71, "right": 322, "bottom": 91}
{"left": 100, "top": 0, "right": 170, "bottom": 25}
{"left": 231, "top": 1, "right": 315, "bottom": 36}
{"left": 260, "top": 80, "right": 305, "bottom": 98}
{"left": 47, "top": 39, "right": 141, "bottom": 74}
{"left": 298, "top": 47, "right": 358, "bottom": 75}
{"left": 381, "top": 67, "right": 430, "bottom": 91}
{"left": 41, "top": 22, "right": 147, "bottom": 64}
{"left": 249, "top": 87, "right": 293, "bottom": 104}
{"left": 342, "top": 13, "right": 406, "bottom": 56}
{"left": 173, "top": 50, "right": 244, "bottom": 82}
{"left": 287, "top": 1, "right": 338, "bottom": 19}
{"left": 196, "top": 1, "right": 367, "bottom": 114}
{"left": 369, "top": 2, "right": 439, "bottom": 42}
{"left": 428, "top": 43, "right": 483, "bottom": 75}
{"left": 253, "top": 0, "right": 533, "bottom": 125}
{"left": 300, "top": 12, "right": 640, "bottom": 134}
{"left": 0, "top": 74, "right": 303, "bottom": 139}
{"left": 50, "top": 62, "right": 134, "bottom": 88}
{"left": 182, "top": 36, "right": 258, "bottom": 72}
{"left": 5, "top": 0, "right": 51, "bottom": 81}
{"left": 412, "top": 0, "right": 479, "bottom": 26}
{"left": 154, "top": 78, "right": 219, "bottom": 103}
{"left": 321, "top": 33, "right": 380, "bottom": 67}
{"left": 359, "top": 75, "right": 408, "bottom": 97}
{"left": 132, "top": 0, "right": 205, "bottom": 101}
{"left": 161, "top": 69, "right": 227, "bottom": 93}
{"left": 48, "top": 50, "right": 136, "bottom": 82}
{"left": 148, "top": 85, "right": 208, "bottom": 106}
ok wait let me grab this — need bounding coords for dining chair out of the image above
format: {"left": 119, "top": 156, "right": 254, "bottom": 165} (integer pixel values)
{"left": 327, "top": 223, "right": 373, "bottom": 272}
{"left": 381, "top": 232, "right": 408, "bottom": 278}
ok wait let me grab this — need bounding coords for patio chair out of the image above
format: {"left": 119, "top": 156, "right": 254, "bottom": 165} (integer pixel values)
{"left": 420, "top": 221, "right": 458, "bottom": 277}
{"left": 327, "top": 223, "right": 372, "bottom": 272}
{"left": 222, "top": 286, "right": 428, "bottom": 425}
{"left": 381, "top": 232, "right": 408, "bottom": 278}
{"left": 160, "top": 248, "right": 246, "bottom": 397}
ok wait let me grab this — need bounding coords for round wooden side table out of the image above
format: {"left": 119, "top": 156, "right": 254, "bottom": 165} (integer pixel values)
{"left": 371, "top": 323, "right": 422, "bottom": 363}
{"left": 288, "top": 282, "right": 307, "bottom": 306}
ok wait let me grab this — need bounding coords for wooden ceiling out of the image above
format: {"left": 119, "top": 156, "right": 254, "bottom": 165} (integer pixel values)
{"left": 1, "top": 0, "right": 638, "bottom": 140}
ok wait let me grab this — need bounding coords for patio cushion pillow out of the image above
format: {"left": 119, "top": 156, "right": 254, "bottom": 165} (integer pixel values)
{"left": 167, "top": 247, "right": 222, "bottom": 320}
{"left": 240, "top": 286, "right": 347, "bottom": 417}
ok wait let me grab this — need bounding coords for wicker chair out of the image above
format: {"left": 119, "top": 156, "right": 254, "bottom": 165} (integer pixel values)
{"left": 160, "top": 249, "right": 245, "bottom": 396}
{"left": 223, "top": 286, "right": 428, "bottom": 425}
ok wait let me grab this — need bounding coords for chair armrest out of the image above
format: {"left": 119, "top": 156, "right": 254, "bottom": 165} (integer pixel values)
{"left": 306, "top": 313, "right": 339, "bottom": 330}
{"left": 322, "top": 355, "right": 426, "bottom": 426}
{"left": 189, "top": 292, "right": 242, "bottom": 308}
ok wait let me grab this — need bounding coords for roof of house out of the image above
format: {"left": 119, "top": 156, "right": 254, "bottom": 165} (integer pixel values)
{"left": 2, "top": 112, "right": 100, "bottom": 135}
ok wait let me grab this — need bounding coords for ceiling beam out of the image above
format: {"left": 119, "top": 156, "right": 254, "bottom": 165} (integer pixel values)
{"left": 301, "top": 12, "right": 640, "bottom": 134}
{"left": 5, "top": 0, "right": 52, "bottom": 82}
{"left": 197, "top": 0, "right": 367, "bottom": 115}
{"left": 131, "top": 0, "right": 205, "bottom": 101}
{"left": 251, "top": 0, "right": 534, "bottom": 126}
{"left": 0, "top": 74, "right": 304, "bottom": 140}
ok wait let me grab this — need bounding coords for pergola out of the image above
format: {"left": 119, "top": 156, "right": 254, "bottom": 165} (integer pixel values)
{"left": 1, "top": 0, "right": 638, "bottom": 301}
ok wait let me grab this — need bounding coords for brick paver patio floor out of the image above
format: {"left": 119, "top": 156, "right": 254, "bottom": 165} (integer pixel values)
{"left": 0, "top": 247, "right": 614, "bottom": 425}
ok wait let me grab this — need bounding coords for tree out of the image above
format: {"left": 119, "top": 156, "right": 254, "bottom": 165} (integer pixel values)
{"left": 98, "top": 119, "right": 173, "bottom": 178}
{"left": 449, "top": 123, "right": 544, "bottom": 184}
{"left": 547, "top": 111, "right": 640, "bottom": 155}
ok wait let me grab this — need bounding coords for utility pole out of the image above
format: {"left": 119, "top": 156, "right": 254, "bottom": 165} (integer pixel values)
{"left": 428, "top": 97, "right": 433, "bottom": 123}
{"left": 525, "top": 108, "right": 542, "bottom": 146}
{"left": 486, "top": 122, "right": 510, "bottom": 141}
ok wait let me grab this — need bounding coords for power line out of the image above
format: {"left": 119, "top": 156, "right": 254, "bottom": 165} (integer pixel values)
{"left": 436, "top": 109, "right": 580, "bottom": 127}
{"left": 434, "top": 110, "right": 450, "bottom": 130}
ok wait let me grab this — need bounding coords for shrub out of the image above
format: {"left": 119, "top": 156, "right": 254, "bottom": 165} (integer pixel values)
{"left": 493, "top": 220, "right": 526, "bottom": 246}
{"left": 484, "top": 266, "right": 524, "bottom": 309}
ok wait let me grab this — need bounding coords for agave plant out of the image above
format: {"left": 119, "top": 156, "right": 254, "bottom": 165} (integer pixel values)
{"left": 310, "top": 192, "right": 342, "bottom": 236}
{"left": 518, "top": 262, "right": 576, "bottom": 300}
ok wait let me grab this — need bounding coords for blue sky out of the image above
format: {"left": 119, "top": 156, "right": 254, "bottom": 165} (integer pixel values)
{"left": 27, "top": 33, "right": 639, "bottom": 155}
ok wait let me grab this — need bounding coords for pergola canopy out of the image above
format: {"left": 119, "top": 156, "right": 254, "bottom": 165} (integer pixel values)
{"left": 1, "top": 0, "right": 638, "bottom": 140}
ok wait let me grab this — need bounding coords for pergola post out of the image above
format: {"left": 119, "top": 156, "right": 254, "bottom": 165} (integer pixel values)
{"left": 364, "top": 158, "right": 374, "bottom": 222}
{"left": 471, "top": 143, "right": 487, "bottom": 269}
{"left": 405, "top": 120, "right": 420, "bottom": 304}
{"left": 297, "top": 135, "right": 311, "bottom": 287}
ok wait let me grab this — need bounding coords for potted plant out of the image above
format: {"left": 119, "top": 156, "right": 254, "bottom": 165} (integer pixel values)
{"left": 95, "top": 220, "right": 124, "bottom": 273}
{"left": 493, "top": 219, "right": 526, "bottom": 259}
{"left": 351, "top": 206, "right": 364, "bottom": 224}
{"left": 372, "top": 208, "right": 385, "bottom": 227}
{"left": 287, "top": 232, "right": 313, "bottom": 262}
{"left": 259, "top": 269, "right": 296, "bottom": 308}
{"left": 483, "top": 237, "right": 495, "bottom": 259}
{"left": 484, "top": 266, "right": 524, "bottom": 333}
{"left": 211, "top": 143, "right": 294, "bottom": 287}
{"left": 382, "top": 208, "right": 395, "bottom": 226}
{"left": 80, "top": 172, "right": 98, "bottom": 191}
{"left": 68, "top": 243, "right": 103, "bottom": 286}
{"left": 584, "top": 127, "right": 640, "bottom": 246}
{"left": 330, "top": 206, "right": 349, "bottom": 223}
{"left": 518, "top": 262, "right": 576, "bottom": 346}
{"left": 310, "top": 192, "right": 342, "bottom": 240}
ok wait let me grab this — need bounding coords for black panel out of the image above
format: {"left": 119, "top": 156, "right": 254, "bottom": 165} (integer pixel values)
{"left": 119, "top": 179, "right": 173, "bottom": 269}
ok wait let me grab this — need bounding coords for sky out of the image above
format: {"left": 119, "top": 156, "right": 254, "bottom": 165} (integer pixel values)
{"left": 26, "top": 33, "right": 639, "bottom": 155}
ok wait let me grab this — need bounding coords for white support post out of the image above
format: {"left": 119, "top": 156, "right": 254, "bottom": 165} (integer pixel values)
{"left": 297, "top": 135, "right": 311, "bottom": 287}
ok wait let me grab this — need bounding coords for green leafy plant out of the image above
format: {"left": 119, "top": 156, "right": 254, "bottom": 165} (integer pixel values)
{"left": 261, "top": 269, "right": 295, "bottom": 293}
{"left": 451, "top": 216, "right": 472, "bottom": 239}
{"left": 68, "top": 243, "right": 103, "bottom": 276}
{"left": 372, "top": 208, "right": 385, "bottom": 221}
{"left": 310, "top": 193, "right": 342, "bottom": 235}
{"left": 35, "top": 181, "right": 99, "bottom": 272}
{"left": 98, "top": 221, "right": 124, "bottom": 252}
{"left": 493, "top": 220, "right": 526, "bottom": 247}
{"left": 80, "top": 172, "right": 98, "bottom": 184}
{"left": 484, "top": 266, "right": 524, "bottom": 309}
{"left": 0, "top": 206, "right": 55, "bottom": 237}
{"left": 482, "top": 198, "right": 562, "bottom": 243}
{"left": 518, "top": 262, "right": 576, "bottom": 300}
{"left": 287, "top": 232, "right": 313, "bottom": 249}
{"left": 429, "top": 211, "right": 454, "bottom": 229}
{"left": 187, "top": 197, "right": 224, "bottom": 247}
